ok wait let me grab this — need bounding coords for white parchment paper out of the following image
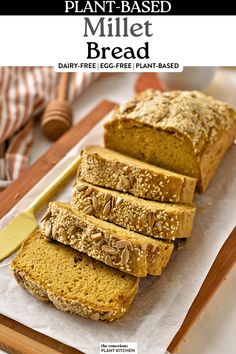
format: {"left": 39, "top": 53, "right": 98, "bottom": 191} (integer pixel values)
{"left": 0, "top": 111, "right": 236, "bottom": 354}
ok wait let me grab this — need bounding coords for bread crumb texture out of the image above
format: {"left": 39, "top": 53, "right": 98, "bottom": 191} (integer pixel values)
{"left": 11, "top": 231, "right": 139, "bottom": 321}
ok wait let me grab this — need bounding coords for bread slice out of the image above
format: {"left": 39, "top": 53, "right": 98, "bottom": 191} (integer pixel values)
{"left": 104, "top": 90, "right": 236, "bottom": 191}
{"left": 77, "top": 145, "right": 196, "bottom": 203}
{"left": 72, "top": 180, "right": 196, "bottom": 240}
{"left": 11, "top": 231, "right": 139, "bottom": 321}
{"left": 42, "top": 202, "right": 174, "bottom": 277}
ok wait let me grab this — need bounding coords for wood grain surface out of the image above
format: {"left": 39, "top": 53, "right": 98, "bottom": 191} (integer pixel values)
{"left": 168, "top": 226, "right": 236, "bottom": 353}
{"left": 0, "top": 315, "right": 80, "bottom": 354}
{"left": 135, "top": 72, "right": 167, "bottom": 93}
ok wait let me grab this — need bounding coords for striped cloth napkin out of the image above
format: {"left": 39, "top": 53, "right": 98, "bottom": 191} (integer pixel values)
{"left": 0, "top": 68, "right": 99, "bottom": 190}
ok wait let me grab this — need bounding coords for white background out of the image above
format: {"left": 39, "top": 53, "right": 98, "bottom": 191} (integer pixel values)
{"left": 1, "top": 11, "right": 236, "bottom": 349}
{"left": 0, "top": 16, "right": 236, "bottom": 67}
{"left": 27, "top": 69, "right": 236, "bottom": 354}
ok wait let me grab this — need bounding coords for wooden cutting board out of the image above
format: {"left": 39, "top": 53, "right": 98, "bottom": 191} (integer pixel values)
{"left": 1, "top": 82, "right": 236, "bottom": 354}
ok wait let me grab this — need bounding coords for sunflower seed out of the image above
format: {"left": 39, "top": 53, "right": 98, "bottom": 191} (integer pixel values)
{"left": 92, "top": 194, "right": 99, "bottom": 211}
{"left": 89, "top": 223, "right": 96, "bottom": 231}
{"left": 91, "top": 232, "right": 103, "bottom": 241}
{"left": 68, "top": 226, "right": 76, "bottom": 236}
{"left": 151, "top": 245, "right": 157, "bottom": 253}
{"left": 59, "top": 227, "right": 67, "bottom": 241}
{"left": 84, "top": 186, "right": 93, "bottom": 197}
{"left": 90, "top": 313, "right": 100, "bottom": 321}
{"left": 139, "top": 214, "right": 147, "bottom": 226}
{"left": 120, "top": 176, "right": 130, "bottom": 189}
{"left": 156, "top": 221, "right": 162, "bottom": 232}
{"left": 45, "top": 221, "right": 52, "bottom": 237}
{"left": 115, "top": 197, "right": 123, "bottom": 207}
{"left": 101, "top": 311, "right": 113, "bottom": 320}
{"left": 52, "top": 225, "right": 57, "bottom": 238}
{"left": 105, "top": 255, "right": 113, "bottom": 266}
{"left": 121, "top": 247, "right": 130, "bottom": 265}
{"left": 83, "top": 205, "right": 93, "bottom": 215}
{"left": 40, "top": 210, "right": 51, "bottom": 222}
{"left": 103, "top": 200, "right": 111, "bottom": 216}
{"left": 147, "top": 212, "right": 155, "bottom": 227}
{"left": 101, "top": 245, "right": 118, "bottom": 255}
{"left": 105, "top": 193, "right": 112, "bottom": 203}
{"left": 115, "top": 240, "right": 132, "bottom": 249}
{"left": 96, "top": 239, "right": 105, "bottom": 249}
{"left": 77, "top": 183, "right": 88, "bottom": 191}
{"left": 111, "top": 196, "right": 116, "bottom": 208}
{"left": 123, "top": 165, "right": 130, "bottom": 172}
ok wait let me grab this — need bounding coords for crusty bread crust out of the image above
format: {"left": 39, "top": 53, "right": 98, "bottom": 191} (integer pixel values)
{"left": 78, "top": 146, "right": 196, "bottom": 203}
{"left": 13, "top": 269, "right": 138, "bottom": 321}
{"left": 199, "top": 127, "right": 236, "bottom": 191}
{"left": 104, "top": 90, "right": 236, "bottom": 192}
{"left": 42, "top": 202, "right": 174, "bottom": 277}
{"left": 72, "top": 180, "right": 196, "bottom": 240}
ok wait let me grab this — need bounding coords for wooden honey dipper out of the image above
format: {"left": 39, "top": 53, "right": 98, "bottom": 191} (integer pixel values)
{"left": 41, "top": 72, "right": 72, "bottom": 141}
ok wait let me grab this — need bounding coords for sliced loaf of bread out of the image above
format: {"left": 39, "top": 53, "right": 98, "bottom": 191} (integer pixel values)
{"left": 72, "top": 180, "right": 196, "bottom": 240}
{"left": 77, "top": 145, "right": 197, "bottom": 203}
{"left": 104, "top": 90, "right": 236, "bottom": 191}
{"left": 11, "top": 231, "right": 139, "bottom": 321}
{"left": 41, "top": 202, "right": 174, "bottom": 277}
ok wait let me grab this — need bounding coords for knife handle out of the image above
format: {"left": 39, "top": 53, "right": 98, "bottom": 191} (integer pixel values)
{"left": 29, "top": 155, "right": 81, "bottom": 212}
